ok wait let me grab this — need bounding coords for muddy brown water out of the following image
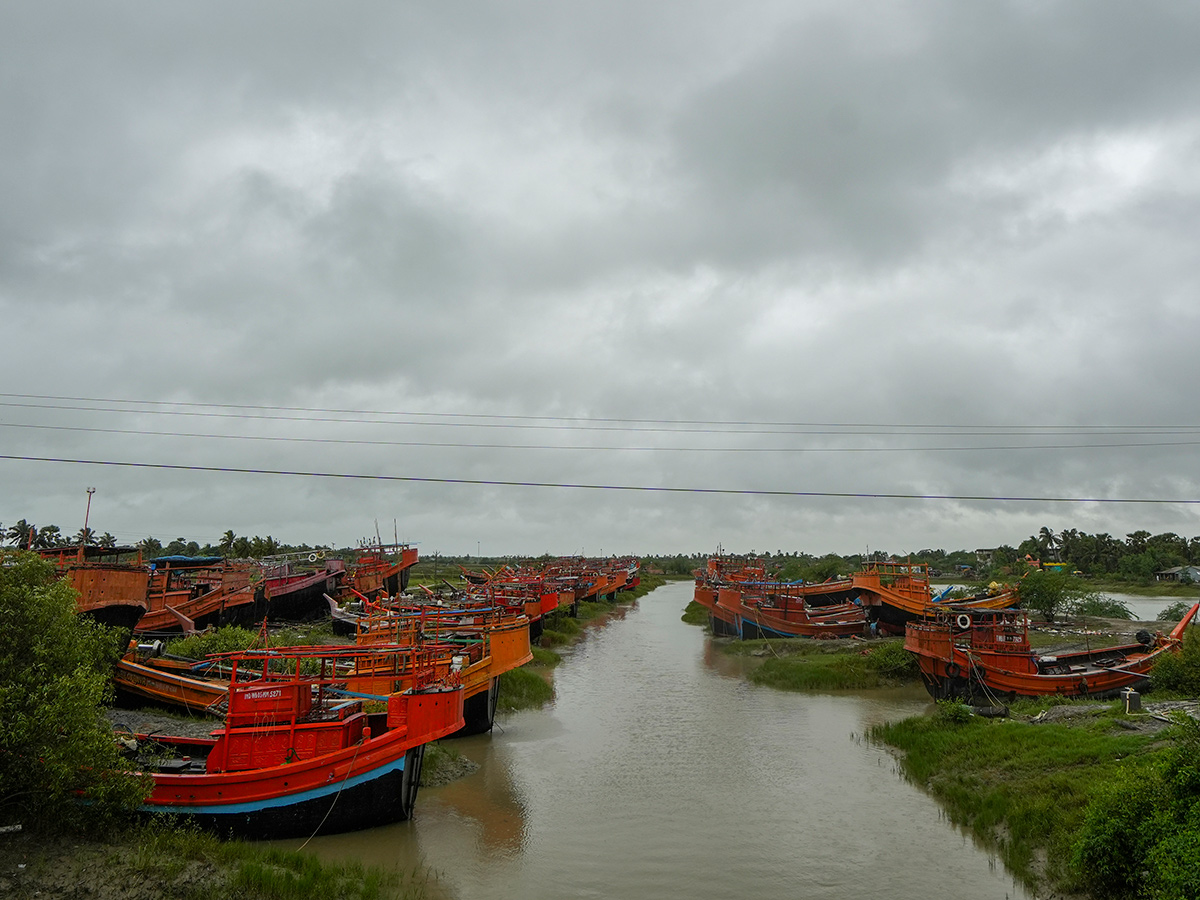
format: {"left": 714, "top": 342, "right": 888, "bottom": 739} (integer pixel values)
{"left": 282, "top": 581, "right": 1031, "bottom": 899}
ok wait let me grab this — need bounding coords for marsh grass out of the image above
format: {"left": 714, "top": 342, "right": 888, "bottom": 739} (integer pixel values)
{"left": 724, "top": 638, "right": 920, "bottom": 691}
{"left": 575, "top": 601, "right": 610, "bottom": 621}
{"left": 124, "top": 819, "right": 427, "bottom": 899}
{"left": 680, "top": 600, "right": 709, "bottom": 626}
{"left": 530, "top": 646, "right": 561, "bottom": 667}
{"left": 870, "top": 709, "right": 1166, "bottom": 891}
{"left": 497, "top": 667, "right": 553, "bottom": 711}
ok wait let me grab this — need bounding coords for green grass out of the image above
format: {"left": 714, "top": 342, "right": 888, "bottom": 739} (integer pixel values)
{"left": 745, "top": 638, "right": 919, "bottom": 691}
{"left": 680, "top": 600, "right": 709, "bottom": 626}
{"left": 497, "top": 667, "right": 554, "bottom": 711}
{"left": 869, "top": 708, "right": 1176, "bottom": 893}
{"left": 111, "top": 819, "right": 431, "bottom": 899}
{"left": 575, "top": 600, "right": 611, "bottom": 621}
{"left": 529, "top": 646, "right": 562, "bottom": 667}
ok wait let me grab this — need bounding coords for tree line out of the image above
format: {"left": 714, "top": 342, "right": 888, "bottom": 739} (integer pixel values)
{"left": 2, "top": 519, "right": 326, "bottom": 561}
{"left": 643, "top": 526, "right": 1200, "bottom": 585}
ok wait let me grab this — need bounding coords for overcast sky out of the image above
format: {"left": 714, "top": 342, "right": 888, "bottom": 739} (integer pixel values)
{"left": 3, "top": 1, "right": 1200, "bottom": 559}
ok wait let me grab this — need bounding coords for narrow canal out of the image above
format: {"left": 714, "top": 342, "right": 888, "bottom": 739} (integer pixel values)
{"left": 296, "top": 581, "right": 1031, "bottom": 899}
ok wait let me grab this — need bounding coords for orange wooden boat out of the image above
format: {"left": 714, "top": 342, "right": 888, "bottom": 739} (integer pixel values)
{"left": 352, "top": 606, "right": 533, "bottom": 735}
{"left": 133, "top": 643, "right": 464, "bottom": 838}
{"left": 39, "top": 545, "right": 151, "bottom": 632}
{"left": 853, "top": 560, "right": 1019, "bottom": 634}
{"left": 694, "top": 556, "right": 864, "bottom": 639}
{"left": 113, "top": 644, "right": 229, "bottom": 715}
{"left": 345, "top": 542, "right": 418, "bottom": 599}
{"left": 135, "top": 556, "right": 266, "bottom": 634}
{"left": 904, "top": 602, "right": 1200, "bottom": 701}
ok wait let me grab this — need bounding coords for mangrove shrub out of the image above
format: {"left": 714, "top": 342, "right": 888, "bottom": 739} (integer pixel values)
{"left": 1150, "top": 628, "right": 1200, "bottom": 697}
{"left": 1071, "top": 716, "right": 1200, "bottom": 900}
{"left": 0, "top": 550, "right": 149, "bottom": 830}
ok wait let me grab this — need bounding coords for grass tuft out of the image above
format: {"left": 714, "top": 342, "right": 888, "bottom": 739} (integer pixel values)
{"left": 497, "top": 667, "right": 554, "bottom": 711}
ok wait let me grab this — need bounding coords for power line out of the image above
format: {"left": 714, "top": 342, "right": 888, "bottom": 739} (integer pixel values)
{"left": 2, "top": 453, "right": 1197, "bottom": 505}
{"left": 4, "top": 420, "right": 1200, "bottom": 453}
{"left": 2, "top": 393, "right": 1197, "bottom": 435}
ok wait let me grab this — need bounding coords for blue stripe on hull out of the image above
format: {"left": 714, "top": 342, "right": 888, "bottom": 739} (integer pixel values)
{"left": 147, "top": 755, "right": 406, "bottom": 816}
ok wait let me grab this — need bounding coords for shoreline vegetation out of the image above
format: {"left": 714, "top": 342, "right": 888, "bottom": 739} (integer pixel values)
{"left": 686, "top": 591, "right": 1200, "bottom": 899}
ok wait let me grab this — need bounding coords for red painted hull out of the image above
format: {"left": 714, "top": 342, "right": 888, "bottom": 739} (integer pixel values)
{"left": 905, "top": 603, "right": 1200, "bottom": 701}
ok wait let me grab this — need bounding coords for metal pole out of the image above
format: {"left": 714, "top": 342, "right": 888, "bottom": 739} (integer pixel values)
{"left": 82, "top": 487, "right": 95, "bottom": 559}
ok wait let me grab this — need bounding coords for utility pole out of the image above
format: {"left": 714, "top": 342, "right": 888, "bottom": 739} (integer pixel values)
{"left": 82, "top": 487, "right": 95, "bottom": 560}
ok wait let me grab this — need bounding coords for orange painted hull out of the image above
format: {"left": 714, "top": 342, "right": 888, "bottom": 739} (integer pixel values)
{"left": 905, "top": 603, "right": 1200, "bottom": 701}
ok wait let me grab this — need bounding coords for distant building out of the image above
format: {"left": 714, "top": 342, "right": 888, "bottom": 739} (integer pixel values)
{"left": 1155, "top": 566, "right": 1200, "bottom": 583}
{"left": 975, "top": 548, "right": 996, "bottom": 566}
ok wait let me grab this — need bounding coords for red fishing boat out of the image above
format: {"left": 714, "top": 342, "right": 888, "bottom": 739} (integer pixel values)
{"left": 131, "top": 643, "right": 464, "bottom": 838}
{"left": 135, "top": 556, "right": 266, "bottom": 634}
{"left": 345, "top": 542, "right": 418, "bottom": 599}
{"left": 39, "top": 545, "right": 151, "bottom": 632}
{"left": 353, "top": 604, "right": 534, "bottom": 736}
{"left": 693, "top": 556, "right": 864, "bottom": 639}
{"left": 262, "top": 553, "right": 346, "bottom": 621}
{"left": 904, "top": 602, "right": 1200, "bottom": 701}
{"left": 853, "top": 560, "right": 1019, "bottom": 634}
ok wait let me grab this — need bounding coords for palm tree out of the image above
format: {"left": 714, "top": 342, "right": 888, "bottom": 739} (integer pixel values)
{"left": 1037, "top": 527, "right": 1060, "bottom": 562}
{"left": 34, "top": 525, "right": 62, "bottom": 548}
{"left": 219, "top": 530, "right": 236, "bottom": 555}
{"left": 6, "top": 519, "right": 35, "bottom": 548}
{"left": 75, "top": 527, "right": 97, "bottom": 547}
{"left": 99, "top": 532, "right": 117, "bottom": 549}
{"left": 138, "top": 537, "right": 163, "bottom": 557}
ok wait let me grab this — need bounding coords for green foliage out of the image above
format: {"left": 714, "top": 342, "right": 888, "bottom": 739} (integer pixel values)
{"left": 746, "top": 639, "right": 917, "bottom": 691}
{"left": 1150, "top": 628, "right": 1200, "bottom": 696}
{"left": 529, "top": 646, "right": 562, "bottom": 667}
{"left": 0, "top": 550, "right": 150, "bottom": 830}
{"left": 1159, "top": 601, "right": 1195, "bottom": 622}
{"left": 873, "top": 710, "right": 1165, "bottom": 890}
{"left": 575, "top": 601, "right": 610, "bottom": 621}
{"left": 862, "top": 640, "right": 919, "bottom": 678}
{"left": 164, "top": 626, "right": 262, "bottom": 659}
{"left": 1071, "top": 717, "right": 1200, "bottom": 900}
{"left": 1018, "top": 570, "right": 1092, "bottom": 621}
{"left": 934, "top": 700, "right": 973, "bottom": 724}
{"left": 497, "top": 667, "right": 553, "bottom": 711}
{"left": 1066, "top": 594, "right": 1133, "bottom": 619}
{"left": 680, "top": 599, "right": 710, "bottom": 626}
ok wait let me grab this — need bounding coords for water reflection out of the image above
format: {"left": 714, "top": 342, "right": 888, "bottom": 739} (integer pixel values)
{"left": 291, "top": 582, "right": 1030, "bottom": 900}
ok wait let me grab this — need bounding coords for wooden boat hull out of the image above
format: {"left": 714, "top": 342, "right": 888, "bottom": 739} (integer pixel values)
{"left": 113, "top": 655, "right": 227, "bottom": 715}
{"left": 905, "top": 603, "right": 1200, "bottom": 701}
{"left": 142, "top": 685, "right": 463, "bottom": 838}
{"left": 265, "top": 562, "right": 345, "bottom": 621}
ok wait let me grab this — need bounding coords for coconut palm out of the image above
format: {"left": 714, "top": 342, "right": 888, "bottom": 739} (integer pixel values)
{"left": 34, "top": 525, "right": 62, "bottom": 548}
{"left": 1037, "top": 527, "right": 1060, "bottom": 562}
{"left": 6, "top": 519, "right": 35, "bottom": 548}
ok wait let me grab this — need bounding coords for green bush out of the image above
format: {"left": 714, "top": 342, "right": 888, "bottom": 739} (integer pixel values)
{"left": 1150, "top": 629, "right": 1200, "bottom": 696}
{"left": 165, "top": 625, "right": 262, "bottom": 659}
{"left": 0, "top": 550, "right": 150, "bottom": 830}
{"left": 933, "top": 700, "right": 973, "bottom": 724}
{"left": 497, "top": 667, "right": 553, "bottom": 711}
{"left": 1019, "top": 571, "right": 1093, "bottom": 621}
{"left": 863, "top": 641, "right": 919, "bottom": 678}
{"left": 1071, "top": 717, "right": 1200, "bottom": 899}
{"left": 1067, "top": 595, "right": 1133, "bottom": 619}
{"left": 1158, "top": 601, "right": 1195, "bottom": 623}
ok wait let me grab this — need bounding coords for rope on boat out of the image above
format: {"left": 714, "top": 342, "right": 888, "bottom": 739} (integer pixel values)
{"left": 297, "top": 732, "right": 364, "bottom": 852}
